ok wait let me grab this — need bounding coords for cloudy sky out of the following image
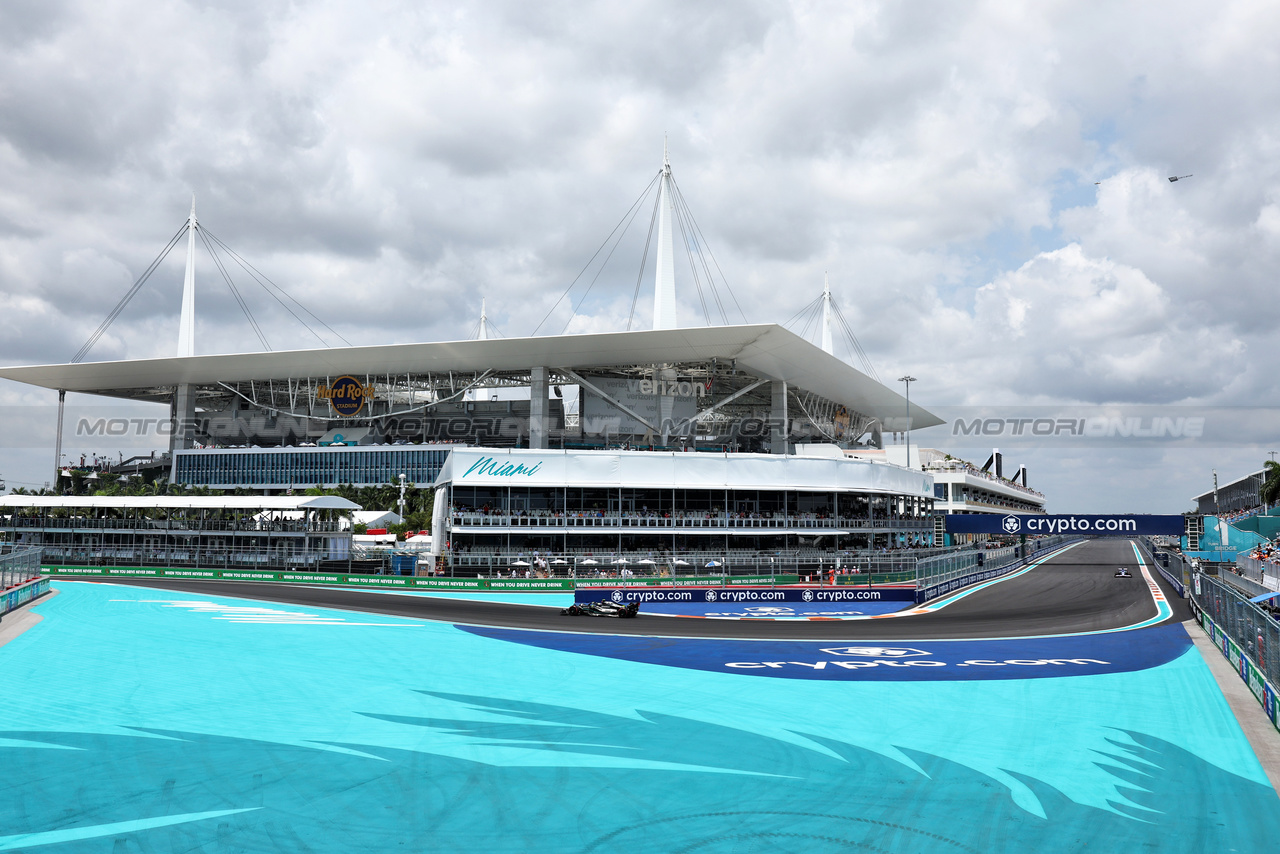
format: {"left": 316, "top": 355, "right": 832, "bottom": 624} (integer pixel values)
{"left": 0, "top": 0, "right": 1276, "bottom": 511}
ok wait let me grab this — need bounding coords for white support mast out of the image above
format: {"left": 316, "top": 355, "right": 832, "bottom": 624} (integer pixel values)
{"left": 820, "top": 273, "right": 834, "bottom": 355}
{"left": 176, "top": 196, "right": 198, "bottom": 358}
{"left": 478, "top": 297, "right": 489, "bottom": 341}
{"left": 652, "top": 141, "right": 678, "bottom": 330}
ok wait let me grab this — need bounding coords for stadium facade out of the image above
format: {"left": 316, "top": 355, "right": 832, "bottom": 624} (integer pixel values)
{"left": 0, "top": 154, "right": 973, "bottom": 571}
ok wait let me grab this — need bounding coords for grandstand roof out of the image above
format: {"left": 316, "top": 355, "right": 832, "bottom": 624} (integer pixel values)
{"left": 0, "top": 324, "right": 943, "bottom": 428}
{"left": 1190, "top": 469, "right": 1265, "bottom": 502}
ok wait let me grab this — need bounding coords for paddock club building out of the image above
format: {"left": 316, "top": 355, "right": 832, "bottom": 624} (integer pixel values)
{"left": 430, "top": 445, "right": 937, "bottom": 572}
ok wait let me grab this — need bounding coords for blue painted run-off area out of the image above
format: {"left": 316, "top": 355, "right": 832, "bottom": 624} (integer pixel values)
{"left": 0, "top": 581, "right": 1276, "bottom": 853}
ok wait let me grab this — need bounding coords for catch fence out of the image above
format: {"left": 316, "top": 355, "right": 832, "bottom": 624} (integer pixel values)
{"left": 1190, "top": 571, "right": 1280, "bottom": 705}
{"left": 1, "top": 546, "right": 43, "bottom": 590}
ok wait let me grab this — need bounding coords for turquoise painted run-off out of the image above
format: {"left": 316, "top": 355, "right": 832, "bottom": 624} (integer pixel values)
{"left": 0, "top": 581, "right": 1277, "bottom": 852}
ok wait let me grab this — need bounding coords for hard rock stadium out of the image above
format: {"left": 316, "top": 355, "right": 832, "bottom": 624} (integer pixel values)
{"left": 0, "top": 155, "right": 1276, "bottom": 853}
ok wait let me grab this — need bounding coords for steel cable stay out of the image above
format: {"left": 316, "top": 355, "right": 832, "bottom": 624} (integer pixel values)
{"left": 201, "top": 227, "right": 351, "bottom": 348}
{"left": 197, "top": 228, "right": 271, "bottom": 351}
{"left": 625, "top": 190, "right": 663, "bottom": 331}
{"left": 669, "top": 179, "right": 724, "bottom": 324}
{"left": 797, "top": 299, "right": 823, "bottom": 343}
{"left": 669, "top": 176, "right": 748, "bottom": 325}
{"left": 781, "top": 292, "right": 823, "bottom": 329}
{"left": 780, "top": 287, "right": 880, "bottom": 381}
{"left": 561, "top": 174, "right": 658, "bottom": 335}
{"left": 532, "top": 170, "right": 662, "bottom": 336}
{"left": 468, "top": 317, "right": 506, "bottom": 339}
{"left": 830, "top": 299, "right": 880, "bottom": 381}
{"left": 670, "top": 180, "right": 718, "bottom": 324}
{"left": 71, "top": 222, "right": 189, "bottom": 363}
{"left": 671, "top": 198, "right": 714, "bottom": 325}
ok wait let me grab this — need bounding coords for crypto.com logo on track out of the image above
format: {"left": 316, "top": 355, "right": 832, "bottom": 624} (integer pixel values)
{"left": 819, "top": 647, "right": 930, "bottom": 658}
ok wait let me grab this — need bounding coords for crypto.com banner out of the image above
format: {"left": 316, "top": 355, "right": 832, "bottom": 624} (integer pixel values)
{"left": 945, "top": 514, "right": 1185, "bottom": 536}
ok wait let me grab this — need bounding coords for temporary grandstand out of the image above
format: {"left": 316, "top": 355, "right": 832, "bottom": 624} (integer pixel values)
{"left": 0, "top": 494, "right": 359, "bottom": 572}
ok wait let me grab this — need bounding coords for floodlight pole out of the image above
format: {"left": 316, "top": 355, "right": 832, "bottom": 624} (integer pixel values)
{"left": 398, "top": 473, "right": 408, "bottom": 522}
{"left": 898, "top": 376, "right": 916, "bottom": 469}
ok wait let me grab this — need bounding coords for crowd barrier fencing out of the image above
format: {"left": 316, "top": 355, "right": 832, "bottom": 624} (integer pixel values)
{"left": 1, "top": 547, "right": 48, "bottom": 620}
{"left": 1, "top": 547, "right": 43, "bottom": 591}
{"left": 1189, "top": 571, "right": 1280, "bottom": 735}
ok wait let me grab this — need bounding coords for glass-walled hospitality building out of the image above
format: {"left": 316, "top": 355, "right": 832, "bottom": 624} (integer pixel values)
{"left": 174, "top": 445, "right": 452, "bottom": 489}
{"left": 433, "top": 448, "right": 936, "bottom": 566}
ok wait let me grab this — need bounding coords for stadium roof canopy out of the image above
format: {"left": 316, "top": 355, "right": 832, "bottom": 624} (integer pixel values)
{"left": 0, "top": 323, "right": 942, "bottom": 428}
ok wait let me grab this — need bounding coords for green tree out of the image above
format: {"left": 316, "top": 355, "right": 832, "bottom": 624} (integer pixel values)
{"left": 1262, "top": 460, "right": 1280, "bottom": 508}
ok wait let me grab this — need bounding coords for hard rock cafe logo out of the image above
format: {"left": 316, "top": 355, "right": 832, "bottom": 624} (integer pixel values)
{"left": 318, "top": 376, "right": 376, "bottom": 417}
{"left": 832, "top": 405, "right": 851, "bottom": 439}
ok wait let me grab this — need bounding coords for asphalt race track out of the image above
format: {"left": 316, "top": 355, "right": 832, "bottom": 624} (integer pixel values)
{"left": 6, "top": 537, "right": 1277, "bottom": 853}
{"left": 94, "top": 538, "right": 1189, "bottom": 639}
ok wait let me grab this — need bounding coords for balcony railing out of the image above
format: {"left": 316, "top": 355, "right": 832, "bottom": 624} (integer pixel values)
{"left": 449, "top": 512, "right": 933, "bottom": 531}
{"left": 1, "top": 517, "right": 345, "bottom": 534}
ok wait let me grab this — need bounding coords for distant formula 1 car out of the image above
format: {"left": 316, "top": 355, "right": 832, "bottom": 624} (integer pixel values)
{"left": 1114, "top": 568, "right": 1133, "bottom": 578}
{"left": 561, "top": 600, "right": 640, "bottom": 618}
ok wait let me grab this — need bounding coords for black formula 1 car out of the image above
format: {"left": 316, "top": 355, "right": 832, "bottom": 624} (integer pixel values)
{"left": 561, "top": 600, "right": 640, "bottom": 618}
{"left": 1114, "top": 568, "right": 1133, "bottom": 578}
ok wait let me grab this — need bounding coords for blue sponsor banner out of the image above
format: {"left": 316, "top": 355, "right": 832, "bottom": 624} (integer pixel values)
{"left": 575, "top": 586, "right": 917, "bottom": 606}
{"left": 945, "top": 513, "right": 1184, "bottom": 536}
{"left": 1, "top": 578, "right": 50, "bottom": 617}
{"left": 460, "top": 623, "right": 1192, "bottom": 682}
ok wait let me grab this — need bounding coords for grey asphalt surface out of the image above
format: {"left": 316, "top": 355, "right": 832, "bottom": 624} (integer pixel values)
{"left": 84, "top": 538, "right": 1190, "bottom": 640}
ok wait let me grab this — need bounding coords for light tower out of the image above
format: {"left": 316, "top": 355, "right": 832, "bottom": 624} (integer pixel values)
{"left": 899, "top": 375, "right": 916, "bottom": 469}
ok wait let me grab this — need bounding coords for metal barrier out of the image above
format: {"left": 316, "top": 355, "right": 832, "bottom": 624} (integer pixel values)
{"left": 1137, "top": 538, "right": 1189, "bottom": 597}
{"left": 1190, "top": 571, "right": 1280, "bottom": 708}
{"left": 914, "top": 536, "right": 1078, "bottom": 603}
{"left": 1236, "top": 554, "right": 1280, "bottom": 587}
{"left": 1, "top": 546, "right": 43, "bottom": 590}
{"left": 446, "top": 547, "right": 956, "bottom": 580}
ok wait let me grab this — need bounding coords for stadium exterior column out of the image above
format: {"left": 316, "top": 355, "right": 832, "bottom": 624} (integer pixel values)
{"left": 530, "top": 366, "right": 549, "bottom": 450}
{"left": 53, "top": 389, "right": 65, "bottom": 488}
{"left": 770, "top": 380, "right": 789, "bottom": 455}
{"left": 169, "top": 384, "right": 197, "bottom": 482}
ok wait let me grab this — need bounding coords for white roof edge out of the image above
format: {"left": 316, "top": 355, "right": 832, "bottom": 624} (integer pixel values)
{"left": 0, "top": 324, "right": 943, "bottom": 429}
{"left": 1190, "top": 469, "right": 1266, "bottom": 502}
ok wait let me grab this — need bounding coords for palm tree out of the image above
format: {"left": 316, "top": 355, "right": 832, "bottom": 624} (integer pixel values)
{"left": 1262, "top": 460, "right": 1280, "bottom": 509}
